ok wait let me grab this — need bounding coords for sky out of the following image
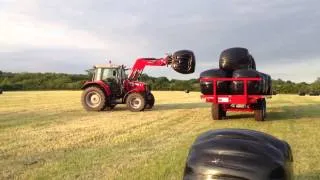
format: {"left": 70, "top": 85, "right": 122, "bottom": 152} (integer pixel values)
{"left": 0, "top": 0, "right": 319, "bottom": 83}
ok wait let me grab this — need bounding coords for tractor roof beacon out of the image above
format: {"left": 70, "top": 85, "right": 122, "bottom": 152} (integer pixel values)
{"left": 81, "top": 50, "right": 196, "bottom": 112}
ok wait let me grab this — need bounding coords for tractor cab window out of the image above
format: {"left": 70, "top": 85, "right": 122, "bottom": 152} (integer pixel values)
{"left": 120, "top": 68, "right": 127, "bottom": 80}
{"left": 94, "top": 68, "right": 102, "bottom": 81}
{"left": 102, "top": 68, "right": 117, "bottom": 81}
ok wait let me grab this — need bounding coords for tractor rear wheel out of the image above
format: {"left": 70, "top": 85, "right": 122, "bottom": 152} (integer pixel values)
{"left": 126, "top": 93, "right": 146, "bottom": 112}
{"left": 145, "top": 93, "right": 155, "bottom": 109}
{"left": 254, "top": 99, "right": 266, "bottom": 121}
{"left": 81, "top": 86, "right": 106, "bottom": 111}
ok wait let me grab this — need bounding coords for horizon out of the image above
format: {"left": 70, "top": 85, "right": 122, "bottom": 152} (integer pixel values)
{"left": 1, "top": 69, "right": 319, "bottom": 84}
{"left": 1, "top": 0, "right": 319, "bottom": 83}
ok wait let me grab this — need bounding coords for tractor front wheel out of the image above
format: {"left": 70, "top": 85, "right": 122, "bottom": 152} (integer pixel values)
{"left": 126, "top": 93, "right": 146, "bottom": 112}
{"left": 145, "top": 93, "right": 155, "bottom": 109}
{"left": 81, "top": 86, "right": 106, "bottom": 111}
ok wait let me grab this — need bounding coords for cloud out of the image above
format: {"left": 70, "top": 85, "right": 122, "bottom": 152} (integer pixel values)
{"left": 0, "top": 13, "right": 108, "bottom": 51}
{"left": 0, "top": 0, "right": 319, "bottom": 82}
{"left": 0, "top": 0, "right": 107, "bottom": 51}
{"left": 0, "top": 48, "right": 106, "bottom": 73}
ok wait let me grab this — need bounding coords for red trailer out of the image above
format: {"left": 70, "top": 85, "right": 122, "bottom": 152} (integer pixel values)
{"left": 200, "top": 77, "right": 271, "bottom": 121}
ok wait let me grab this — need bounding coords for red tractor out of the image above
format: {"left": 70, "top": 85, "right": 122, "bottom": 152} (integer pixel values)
{"left": 81, "top": 50, "right": 195, "bottom": 112}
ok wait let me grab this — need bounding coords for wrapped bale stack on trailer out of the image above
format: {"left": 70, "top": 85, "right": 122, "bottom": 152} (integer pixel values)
{"left": 200, "top": 47, "right": 272, "bottom": 121}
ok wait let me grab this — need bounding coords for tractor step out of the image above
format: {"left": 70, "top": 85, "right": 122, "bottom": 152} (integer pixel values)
{"left": 111, "top": 98, "right": 124, "bottom": 104}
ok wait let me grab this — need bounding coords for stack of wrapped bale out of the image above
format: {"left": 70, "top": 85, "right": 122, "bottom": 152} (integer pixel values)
{"left": 200, "top": 47, "right": 272, "bottom": 95}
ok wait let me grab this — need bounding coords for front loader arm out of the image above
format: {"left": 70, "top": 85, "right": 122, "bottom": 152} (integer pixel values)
{"left": 128, "top": 50, "right": 196, "bottom": 81}
{"left": 128, "top": 56, "right": 172, "bottom": 81}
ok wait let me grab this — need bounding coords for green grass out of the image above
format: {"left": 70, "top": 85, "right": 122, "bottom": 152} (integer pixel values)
{"left": 0, "top": 91, "right": 320, "bottom": 180}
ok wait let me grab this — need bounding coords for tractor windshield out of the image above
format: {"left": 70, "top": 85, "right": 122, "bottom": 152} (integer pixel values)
{"left": 101, "top": 68, "right": 117, "bottom": 81}
{"left": 89, "top": 68, "right": 118, "bottom": 81}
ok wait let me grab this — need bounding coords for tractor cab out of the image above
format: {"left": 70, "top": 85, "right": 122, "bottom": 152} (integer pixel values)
{"left": 90, "top": 64, "right": 127, "bottom": 95}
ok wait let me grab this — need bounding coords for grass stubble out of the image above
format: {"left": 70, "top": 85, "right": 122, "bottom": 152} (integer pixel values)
{"left": 0, "top": 91, "right": 319, "bottom": 179}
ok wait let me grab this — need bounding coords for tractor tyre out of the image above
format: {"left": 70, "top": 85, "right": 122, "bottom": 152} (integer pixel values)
{"left": 211, "top": 104, "right": 223, "bottom": 120}
{"left": 126, "top": 93, "right": 146, "bottom": 112}
{"left": 81, "top": 86, "right": 106, "bottom": 111}
{"left": 254, "top": 99, "right": 266, "bottom": 121}
{"left": 145, "top": 93, "right": 155, "bottom": 109}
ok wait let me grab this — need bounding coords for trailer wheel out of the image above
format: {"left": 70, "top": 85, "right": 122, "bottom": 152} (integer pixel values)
{"left": 262, "top": 99, "right": 267, "bottom": 118}
{"left": 221, "top": 110, "right": 227, "bottom": 118}
{"left": 254, "top": 99, "right": 266, "bottom": 121}
{"left": 81, "top": 86, "right": 106, "bottom": 111}
{"left": 212, "top": 104, "right": 223, "bottom": 120}
{"left": 127, "top": 93, "right": 146, "bottom": 112}
{"left": 145, "top": 93, "right": 155, "bottom": 109}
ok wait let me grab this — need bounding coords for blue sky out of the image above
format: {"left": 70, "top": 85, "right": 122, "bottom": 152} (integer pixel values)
{"left": 0, "top": 0, "right": 319, "bottom": 82}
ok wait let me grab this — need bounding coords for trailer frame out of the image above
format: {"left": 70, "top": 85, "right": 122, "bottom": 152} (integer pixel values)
{"left": 200, "top": 77, "right": 271, "bottom": 121}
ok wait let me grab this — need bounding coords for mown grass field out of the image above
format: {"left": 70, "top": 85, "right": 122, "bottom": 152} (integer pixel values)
{"left": 0, "top": 91, "right": 320, "bottom": 180}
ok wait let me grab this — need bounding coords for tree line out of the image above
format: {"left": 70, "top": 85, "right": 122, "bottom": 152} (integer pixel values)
{"left": 0, "top": 71, "right": 319, "bottom": 94}
{"left": 0, "top": 71, "right": 87, "bottom": 91}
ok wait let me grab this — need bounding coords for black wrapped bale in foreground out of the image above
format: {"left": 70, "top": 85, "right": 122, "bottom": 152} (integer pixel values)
{"left": 183, "top": 129, "right": 293, "bottom": 180}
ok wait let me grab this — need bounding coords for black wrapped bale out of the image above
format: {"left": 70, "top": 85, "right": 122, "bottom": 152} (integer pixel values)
{"left": 171, "top": 50, "right": 196, "bottom": 74}
{"left": 250, "top": 54, "right": 256, "bottom": 70}
{"left": 260, "top": 73, "right": 272, "bottom": 95}
{"left": 183, "top": 129, "right": 293, "bottom": 180}
{"left": 200, "top": 69, "right": 230, "bottom": 95}
{"left": 273, "top": 90, "right": 278, "bottom": 95}
{"left": 219, "top": 47, "right": 252, "bottom": 71}
{"left": 259, "top": 72, "right": 269, "bottom": 95}
{"left": 309, "top": 91, "right": 320, "bottom": 96}
{"left": 231, "top": 69, "right": 262, "bottom": 94}
{"left": 267, "top": 74, "right": 272, "bottom": 95}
